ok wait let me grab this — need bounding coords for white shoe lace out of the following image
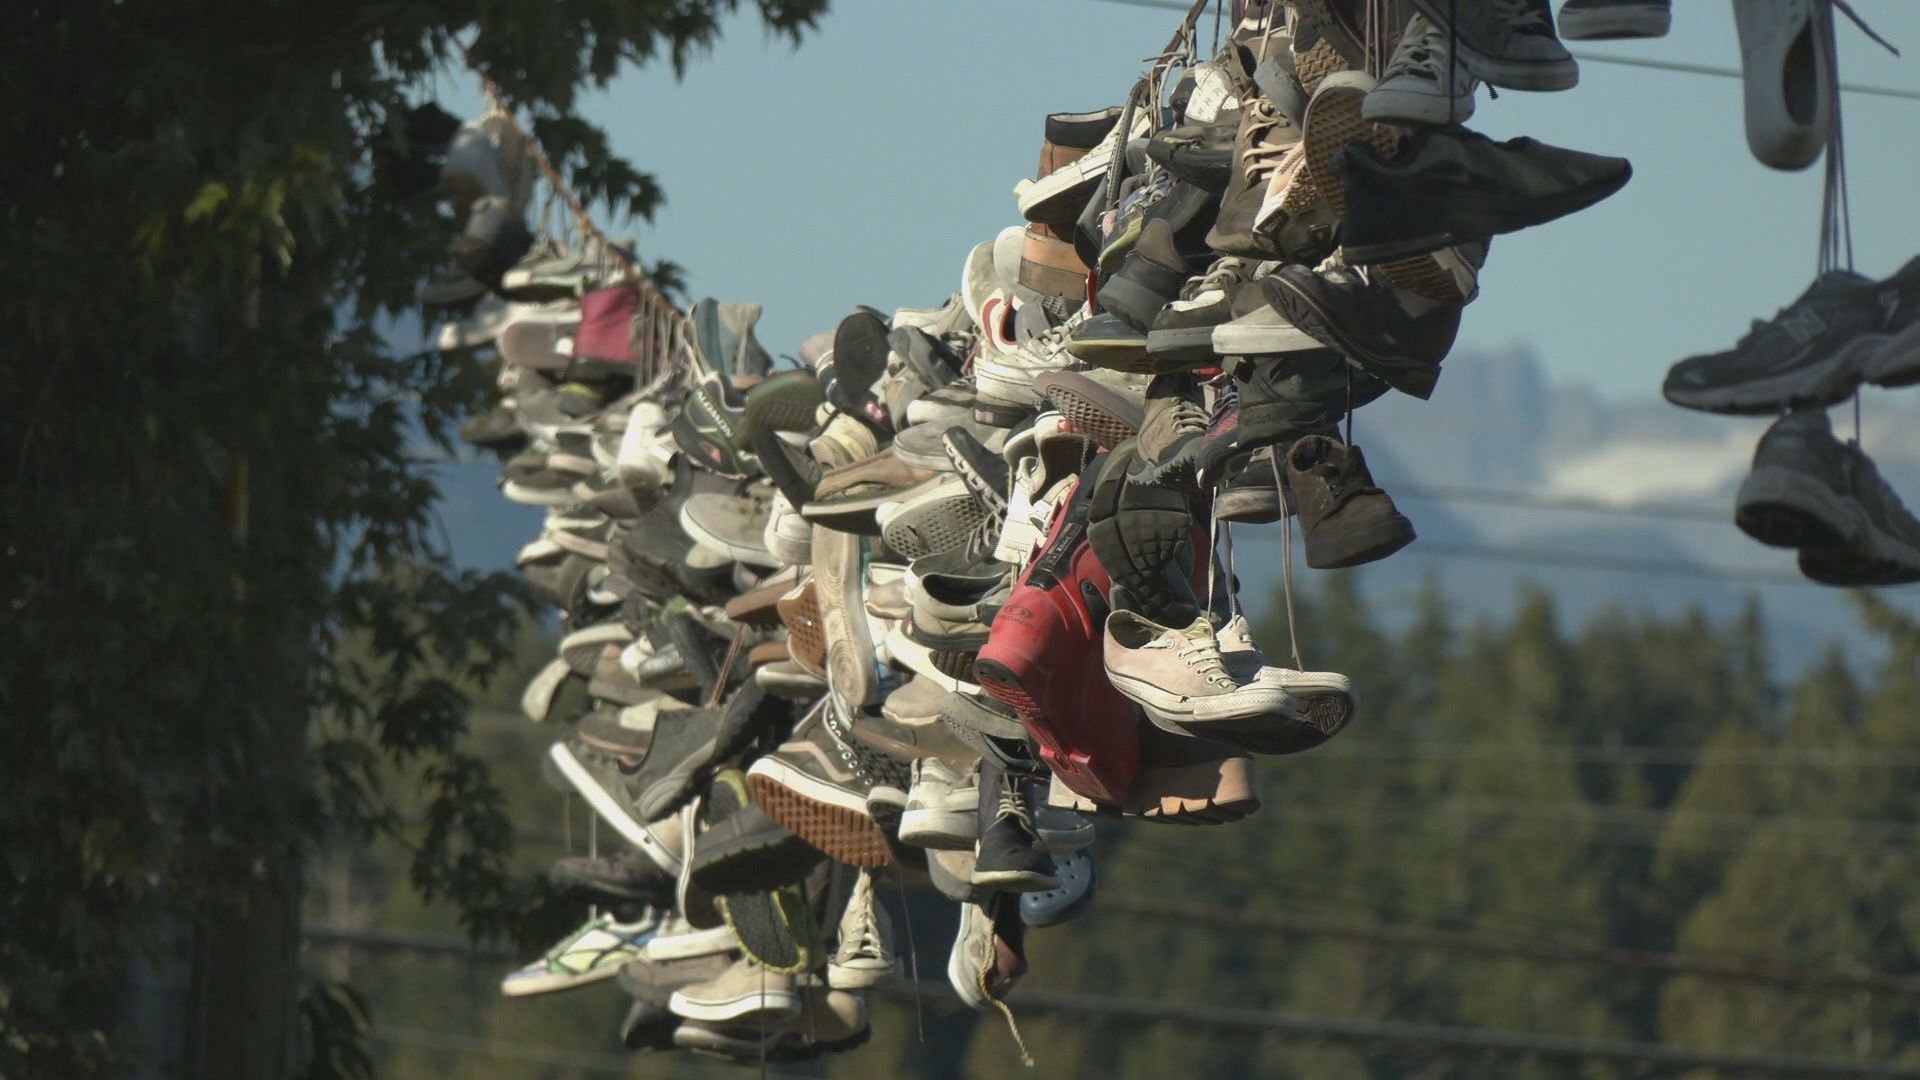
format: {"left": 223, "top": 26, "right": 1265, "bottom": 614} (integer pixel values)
{"left": 837, "top": 871, "right": 891, "bottom": 964}
{"left": 1237, "top": 99, "right": 1296, "bottom": 186}
{"left": 1174, "top": 640, "right": 1239, "bottom": 692}
{"left": 1182, "top": 256, "right": 1251, "bottom": 301}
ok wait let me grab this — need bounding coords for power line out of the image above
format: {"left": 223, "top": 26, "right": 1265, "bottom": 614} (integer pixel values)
{"left": 1087, "top": 0, "right": 1920, "bottom": 103}
{"left": 1093, "top": 896, "right": 1920, "bottom": 997}
{"left": 1317, "top": 740, "right": 1920, "bottom": 768}
{"left": 308, "top": 929, "right": 1920, "bottom": 1077}
{"left": 1387, "top": 481, "right": 1732, "bottom": 524}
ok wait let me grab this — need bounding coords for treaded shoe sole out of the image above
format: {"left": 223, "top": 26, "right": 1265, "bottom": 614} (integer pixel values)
{"left": 747, "top": 761, "right": 893, "bottom": 867}
{"left": 1020, "top": 847, "right": 1096, "bottom": 928}
{"left": 1035, "top": 371, "right": 1144, "bottom": 451}
{"left": 1735, "top": 463, "right": 1866, "bottom": 549}
{"left": 1144, "top": 324, "right": 1225, "bottom": 370}
{"left": 1086, "top": 443, "right": 1202, "bottom": 625}
{"left": 1133, "top": 754, "right": 1260, "bottom": 825}
{"left": 717, "top": 885, "right": 810, "bottom": 974}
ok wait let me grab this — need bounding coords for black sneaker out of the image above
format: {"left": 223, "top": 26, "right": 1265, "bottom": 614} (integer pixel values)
{"left": 1285, "top": 435, "right": 1416, "bottom": 569}
{"left": 1147, "top": 256, "right": 1259, "bottom": 368}
{"left": 889, "top": 325, "right": 963, "bottom": 389}
{"left": 632, "top": 683, "right": 780, "bottom": 820}
{"left": 1099, "top": 218, "right": 1200, "bottom": 332}
{"left": 1259, "top": 263, "right": 1459, "bottom": 400}
{"left": 1146, "top": 121, "right": 1238, "bottom": 193}
{"left": 1736, "top": 410, "right": 1920, "bottom": 585}
{"left": 1214, "top": 447, "right": 1292, "bottom": 525}
{"left": 1067, "top": 312, "right": 1151, "bottom": 373}
{"left": 689, "top": 771, "right": 823, "bottom": 895}
{"left": 969, "top": 765, "right": 1061, "bottom": 893}
{"left": 1665, "top": 259, "right": 1920, "bottom": 415}
{"left": 1336, "top": 127, "right": 1630, "bottom": 264}
{"left": 942, "top": 427, "right": 1011, "bottom": 515}
{"left": 828, "top": 310, "right": 894, "bottom": 433}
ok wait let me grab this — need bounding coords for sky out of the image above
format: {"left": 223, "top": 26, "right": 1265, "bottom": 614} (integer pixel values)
{"left": 433, "top": 0, "right": 1920, "bottom": 402}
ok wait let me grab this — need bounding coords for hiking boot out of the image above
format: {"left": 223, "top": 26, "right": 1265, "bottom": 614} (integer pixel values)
{"left": 747, "top": 702, "right": 892, "bottom": 866}
{"left": 828, "top": 869, "right": 902, "bottom": 989}
{"left": 1286, "top": 435, "right": 1416, "bottom": 568}
{"left": 1364, "top": 13, "right": 1478, "bottom": 126}
{"left": 1736, "top": 410, "right": 1920, "bottom": 585}
{"left": 548, "top": 850, "right": 674, "bottom": 904}
{"left": 899, "top": 756, "right": 982, "bottom": 850}
{"left": 1337, "top": 127, "right": 1631, "bottom": 264}
{"left": 1559, "top": 0, "right": 1670, "bottom": 39}
{"left": 631, "top": 683, "right": 780, "bottom": 820}
{"left": 1664, "top": 259, "right": 1920, "bottom": 414}
{"left": 1149, "top": 256, "right": 1261, "bottom": 366}
{"left": 1103, "top": 611, "right": 1299, "bottom": 739}
{"left": 1408, "top": 0, "right": 1577, "bottom": 91}
{"left": 1260, "top": 263, "right": 1460, "bottom": 400}
{"left": 975, "top": 310, "right": 1091, "bottom": 411}
{"left": 500, "top": 911, "right": 664, "bottom": 999}
{"left": 971, "top": 766, "right": 1061, "bottom": 893}
{"left": 1215, "top": 447, "right": 1290, "bottom": 524}
{"left": 669, "top": 956, "right": 802, "bottom": 1023}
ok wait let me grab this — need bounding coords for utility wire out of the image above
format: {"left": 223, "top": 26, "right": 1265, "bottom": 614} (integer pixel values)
{"left": 308, "top": 929, "right": 1920, "bottom": 1077}
{"left": 1086, "top": 0, "right": 1920, "bottom": 103}
{"left": 1093, "top": 897, "right": 1920, "bottom": 997}
{"left": 1388, "top": 481, "right": 1733, "bottom": 523}
{"left": 1317, "top": 740, "right": 1920, "bottom": 768}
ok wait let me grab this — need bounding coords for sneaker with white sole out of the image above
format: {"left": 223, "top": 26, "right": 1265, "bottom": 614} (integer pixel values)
{"left": 898, "top": 757, "right": 980, "bottom": 850}
{"left": 1408, "top": 0, "right": 1577, "bottom": 92}
{"left": 973, "top": 311, "right": 1090, "bottom": 411}
{"left": 500, "top": 910, "right": 663, "bottom": 997}
{"left": 828, "top": 869, "right": 903, "bottom": 989}
{"left": 669, "top": 956, "right": 802, "bottom": 1023}
{"left": 1363, "top": 13, "right": 1478, "bottom": 126}
{"left": 546, "top": 740, "right": 689, "bottom": 876}
{"left": 1102, "top": 611, "right": 1298, "bottom": 737}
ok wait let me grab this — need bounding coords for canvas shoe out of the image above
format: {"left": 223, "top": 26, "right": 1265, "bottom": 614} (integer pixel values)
{"left": 1215, "top": 614, "right": 1357, "bottom": 751}
{"left": 1558, "top": 0, "right": 1669, "bottom": 40}
{"left": 669, "top": 956, "right": 802, "bottom": 1024}
{"left": 640, "top": 914, "right": 739, "bottom": 963}
{"left": 576, "top": 693, "right": 690, "bottom": 759}
{"left": 879, "top": 478, "right": 993, "bottom": 561}
{"left": 899, "top": 756, "right": 981, "bottom": 851}
{"left": 828, "top": 869, "right": 902, "bottom": 989}
{"left": 680, "top": 491, "right": 778, "bottom": 569}
{"left": 1733, "top": 0, "right": 1831, "bottom": 171}
{"left": 1205, "top": 95, "right": 1304, "bottom": 259}
{"left": 1664, "top": 259, "right": 1920, "bottom": 415}
{"left": 971, "top": 766, "right": 1059, "bottom": 892}
{"left": 762, "top": 492, "right": 814, "bottom": 566}
{"left": 629, "top": 684, "right": 781, "bottom": 820}
{"left": 1364, "top": 13, "right": 1478, "bottom": 126}
{"left": 1735, "top": 409, "right": 1920, "bottom": 586}
{"left": 854, "top": 676, "right": 981, "bottom": 766}
{"left": 974, "top": 310, "right": 1090, "bottom": 411}
{"left": 747, "top": 702, "right": 892, "bottom": 866}
{"left": 947, "top": 895, "right": 1029, "bottom": 1033}
{"left": 1407, "top": 0, "right": 1577, "bottom": 91}
{"left": 499, "top": 910, "right": 664, "bottom": 997}
{"left": 812, "top": 525, "right": 879, "bottom": 706}
{"left": 1103, "top": 610, "right": 1300, "bottom": 737}
{"left": 1285, "top": 435, "right": 1417, "bottom": 568}
{"left": 1014, "top": 106, "right": 1145, "bottom": 223}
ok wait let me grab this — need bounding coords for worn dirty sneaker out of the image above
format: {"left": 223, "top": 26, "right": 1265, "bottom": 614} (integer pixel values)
{"left": 500, "top": 910, "right": 664, "bottom": 997}
{"left": 1103, "top": 611, "right": 1298, "bottom": 739}
{"left": 970, "top": 765, "right": 1062, "bottom": 893}
{"left": 1409, "top": 0, "right": 1577, "bottom": 91}
{"left": 1364, "top": 13, "right": 1478, "bottom": 125}
{"left": 828, "top": 869, "right": 903, "bottom": 989}
{"left": 899, "top": 756, "right": 982, "bottom": 851}
{"left": 1735, "top": 409, "right": 1920, "bottom": 586}
{"left": 1285, "top": 434, "right": 1417, "bottom": 568}
{"left": 1559, "top": 0, "right": 1669, "bottom": 41}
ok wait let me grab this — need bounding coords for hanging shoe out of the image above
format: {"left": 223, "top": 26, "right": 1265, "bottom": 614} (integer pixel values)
{"left": 1364, "top": 13, "right": 1479, "bottom": 126}
{"left": 1733, "top": 0, "right": 1832, "bottom": 171}
{"left": 828, "top": 869, "right": 904, "bottom": 989}
{"left": 1736, "top": 409, "right": 1920, "bottom": 585}
{"left": 1558, "top": 0, "right": 1671, "bottom": 40}
{"left": 1408, "top": 0, "right": 1578, "bottom": 92}
{"left": 1285, "top": 434, "right": 1418, "bottom": 568}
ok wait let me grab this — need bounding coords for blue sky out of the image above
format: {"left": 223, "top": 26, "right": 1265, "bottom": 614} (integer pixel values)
{"left": 437, "top": 0, "right": 1920, "bottom": 401}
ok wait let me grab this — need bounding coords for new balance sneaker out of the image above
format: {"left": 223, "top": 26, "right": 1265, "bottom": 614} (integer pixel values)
{"left": 828, "top": 869, "right": 902, "bottom": 989}
{"left": 1558, "top": 0, "right": 1670, "bottom": 40}
{"left": 747, "top": 703, "right": 892, "bottom": 866}
{"left": 1664, "top": 259, "right": 1920, "bottom": 414}
{"left": 1104, "top": 611, "right": 1299, "bottom": 738}
{"left": 1408, "top": 0, "right": 1577, "bottom": 91}
{"left": 1259, "top": 263, "right": 1459, "bottom": 400}
{"left": 1286, "top": 434, "right": 1417, "bottom": 568}
{"left": 500, "top": 910, "right": 663, "bottom": 997}
{"left": 1363, "top": 13, "right": 1478, "bottom": 125}
{"left": 1735, "top": 409, "right": 1920, "bottom": 585}
{"left": 1337, "top": 127, "right": 1631, "bottom": 265}
{"left": 898, "top": 756, "right": 981, "bottom": 850}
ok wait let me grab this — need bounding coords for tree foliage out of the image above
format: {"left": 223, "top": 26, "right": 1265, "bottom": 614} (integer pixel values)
{"left": 0, "top": 2, "right": 822, "bottom": 1075}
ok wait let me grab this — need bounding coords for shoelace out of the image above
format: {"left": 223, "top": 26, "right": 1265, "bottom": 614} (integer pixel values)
{"left": 995, "top": 776, "right": 1035, "bottom": 831}
{"left": 1174, "top": 639, "right": 1237, "bottom": 690}
{"left": 1393, "top": 17, "right": 1463, "bottom": 88}
{"left": 1238, "top": 99, "right": 1295, "bottom": 184}
{"left": 1182, "top": 255, "right": 1250, "bottom": 301}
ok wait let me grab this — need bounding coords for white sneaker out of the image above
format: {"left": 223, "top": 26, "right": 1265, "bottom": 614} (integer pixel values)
{"left": 974, "top": 311, "right": 1090, "bottom": 410}
{"left": 1363, "top": 13, "right": 1478, "bottom": 126}
{"left": 499, "top": 910, "right": 663, "bottom": 997}
{"left": 828, "top": 869, "right": 903, "bottom": 988}
{"left": 1012, "top": 108, "right": 1149, "bottom": 222}
{"left": 441, "top": 114, "right": 532, "bottom": 212}
{"left": 1733, "top": 0, "right": 1832, "bottom": 171}
{"left": 642, "top": 913, "right": 740, "bottom": 961}
{"left": 898, "top": 758, "right": 980, "bottom": 850}
{"left": 1102, "top": 611, "right": 1297, "bottom": 734}
{"left": 762, "top": 491, "right": 813, "bottom": 566}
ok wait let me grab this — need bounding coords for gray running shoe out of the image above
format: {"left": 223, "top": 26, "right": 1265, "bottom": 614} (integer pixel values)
{"left": 1735, "top": 409, "right": 1920, "bottom": 585}
{"left": 1408, "top": 0, "right": 1577, "bottom": 91}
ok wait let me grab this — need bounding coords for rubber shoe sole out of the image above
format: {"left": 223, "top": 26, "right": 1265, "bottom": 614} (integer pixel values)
{"left": 1086, "top": 444, "right": 1203, "bottom": 625}
{"left": 1035, "top": 371, "right": 1143, "bottom": 451}
{"left": 747, "top": 759, "right": 892, "bottom": 867}
{"left": 688, "top": 822, "right": 824, "bottom": 895}
{"left": 813, "top": 526, "right": 878, "bottom": 706}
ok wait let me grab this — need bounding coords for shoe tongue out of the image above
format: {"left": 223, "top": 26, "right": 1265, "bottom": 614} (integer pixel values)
{"left": 1178, "top": 618, "right": 1214, "bottom": 647}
